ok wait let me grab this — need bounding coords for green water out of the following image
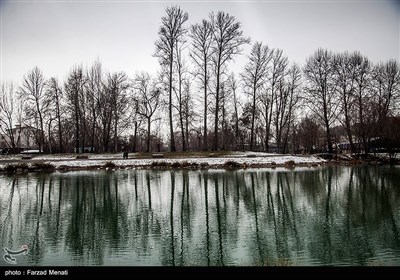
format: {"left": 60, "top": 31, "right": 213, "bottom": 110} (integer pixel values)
{"left": 1, "top": 166, "right": 399, "bottom": 266}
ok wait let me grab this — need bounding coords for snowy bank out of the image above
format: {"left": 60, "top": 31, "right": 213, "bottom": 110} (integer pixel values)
{"left": 0, "top": 152, "right": 326, "bottom": 172}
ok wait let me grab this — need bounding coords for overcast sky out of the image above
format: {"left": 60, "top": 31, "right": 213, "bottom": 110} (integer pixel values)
{"left": 1, "top": 0, "right": 399, "bottom": 84}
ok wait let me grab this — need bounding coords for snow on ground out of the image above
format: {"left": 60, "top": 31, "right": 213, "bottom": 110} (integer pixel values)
{"left": 222, "top": 151, "right": 278, "bottom": 157}
{"left": 0, "top": 152, "right": 326, "bottom": 170}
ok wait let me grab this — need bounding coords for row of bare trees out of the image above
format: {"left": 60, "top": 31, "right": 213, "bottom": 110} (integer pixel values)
{"left": 303, "top": 49, "right": 400, "bottom": 154}
{"left": 0, "top": 63, "right": 164, "bottom": 153}
{"left": 1, "top": 5, "right": 399, "bottom": 154}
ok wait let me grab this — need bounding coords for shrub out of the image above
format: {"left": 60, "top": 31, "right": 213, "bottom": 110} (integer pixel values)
{"left": 284, "top": 160, "right": 295, "bottom": 166}
{"left": 4, "top": 163, "right": 30, "bottom": 173}
{"left": 31, "top": 162, "right": 55, "bottom": 171}
{"left": 104, "top": 161, "right": 116, "bottom": 169}
{"left": 171, "top": 161, "right": 181, "bottom": 168}
{"left": 224, "top": 160, "right": 241, "bottom": 169}
{"left": 150, "top": 161, "right": 170, "bottom": 168}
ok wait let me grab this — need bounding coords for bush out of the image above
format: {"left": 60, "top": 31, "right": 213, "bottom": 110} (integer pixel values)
{"left": 224, "top": 160, "right": 241, "bottom": 169}
{"left": 4, "top": 163, "right": 29, "bottom": 173}
{"left": 104, "top": 161, "right": 116, "bottom": 169}
{"left": 171, "top": 161, "right": 181, "bottom": 168}
{"left": 150, "top": 161, "right": 170, "bottom": 168}
{"left": 284, "top": 160, "right": 295, "bottom": 166}
{"left": 31, "top": 162, "right": 55, "bottom": 171}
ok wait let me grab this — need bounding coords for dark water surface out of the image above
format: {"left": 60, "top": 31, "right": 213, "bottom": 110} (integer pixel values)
{"left": 1, "top": 166, "right": 399, "bottom": 266}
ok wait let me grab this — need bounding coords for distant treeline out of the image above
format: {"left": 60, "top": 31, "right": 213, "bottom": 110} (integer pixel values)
{"left": 1, "top": 6, "right": 399, "bottom": 155}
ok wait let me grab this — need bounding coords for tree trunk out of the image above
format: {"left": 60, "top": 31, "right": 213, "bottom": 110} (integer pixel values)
{"left": 203, "top": 63, "right": 208, "bottom": 151}
{"left": 90, "top": 107, "right": 96, "bottom": 153}
{"left": 75, "top": 95, "right": 80, "bottom": 154}
{"left": 133, "top": 121, "right": 138, "bottom": 152}
{"left": 169, "top": 53, "right": 176, "bottom": 152}
{"left": 48, "top": 120, "right": 52, "bottom": 153}
{"left": 185, "top": 106, "right": 189, "bottom": 151}
{"left": 326, "top": 122, "right": 333, "bottom": 154}
{"left": 250, "top": 83, "right": 256, "bottom": 151}
{"left": 56, "top": 100, "right": 63, "bottom": 153}
{"left": 213, "top": 53, "right": 221, "bottom": 151}
{"left": 38, "top": 113, "right": 44, "bottom": 153}
{"left": 114, "top": 117, "right": 118, "bottom": 152}
{"left": 147, "top": 118, "right": 151, "bottom": 153}
{"left": 179, "top": 81, "right": 186, "bottom": 151}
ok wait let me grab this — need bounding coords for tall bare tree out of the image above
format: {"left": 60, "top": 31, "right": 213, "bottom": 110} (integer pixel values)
{"left": 64, "top": 65, "right": 86, "bottom": 153}
{"left": 105, "top": 72, "right": 130, "bottom": 152}
{"left": 210, "top": 11, "right": 250, "bottom": 150}
{"left": 373, "top": 60, "right": 400, "bottom": 121}
{"left": 260, "top": 48, "right": 287, "bottom": 151}
{"left": 20, "top": 66, "right": 47, "bottom": 152}
{"left": 133, "top": 72, "right": 161, "bottom": 152}
{"left": 174, "top": 43, "right": 189, "bottom": 151}
{"left": 352, "top": 52, "right": 372, "bottom": 153}
{"left": 189, "top": 19, "right": 214, "bottom": 150}
{"left": 154, "top": 5, "right": 188, "bottom": 152}
{"left": 333, "top": 52, "right": 357, "bottom": 154}
{"left": 45, "top": 77, "right": 64, "bottom": 152}
{"left": 372, "top": 60, "right": 400, "bottom": 152}
{"left": 303, "top": 49, "right": 338, "bottom": 153}
{"left": 274, "top": 64, "right": 301, "bottom": 153}
{"left": 182, "top": 79, "right": 194, "bottom": 150}
{"left": 86, "top": 60, "right": 104, "bottom": 153}
{"left": 241, "top": 42, "right": 272, "bottom": 151}
{"left": 227, "top": 73, "right": 241, "bottom": 149}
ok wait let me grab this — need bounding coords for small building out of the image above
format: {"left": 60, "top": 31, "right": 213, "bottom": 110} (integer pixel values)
{"left": 0, "top": 124, "right": 41, "bottom": 152}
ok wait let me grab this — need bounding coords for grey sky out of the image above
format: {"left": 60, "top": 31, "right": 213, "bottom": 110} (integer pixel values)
{"left": 1, "top": 0, "right": 399, "bottom": 84}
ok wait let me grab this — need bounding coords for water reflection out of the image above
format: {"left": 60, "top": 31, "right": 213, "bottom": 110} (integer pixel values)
{"left": 1, "top": 166, "right": 400, "bottom": 266}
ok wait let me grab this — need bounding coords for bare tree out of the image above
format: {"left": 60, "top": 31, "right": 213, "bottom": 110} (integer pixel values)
{"left": 20, "top": 66, "right": 47, "bottom": 152}
{"left": 0, "top": 82, "right": 23, "bottom": 152}
{"left": 45, "top": 77, "right": 64, "bottom": 152}
{"left": 173, "top": 43, "right": 189, "bottom": 151}
{"left": 86, "top": 60, "right": 104, "bottom": 153}
{"left": 303, "top": 49, "right": 338, "bottom": 153}
{"left": 226, "top": 73, "right": 241, "bottom": 149}
{"left": 210, "top": 11, "right": 250, "bottom": 150}
{"left": 333, "top": 52, "right": 357, "bottom": 154}
{"left": 297, "top": 116, "right": 321, "bottom": 154}
{"left": 105, "top": 72, "right": 130, "bottom": 152}
{"left": 189, "top": 19, "right": 214, "bottom": 150}
{"left": 373, "top": 60, "right": 400, "bottom": 121}
{"left": 352, "top": 52, "right": 372, "bottom": 154}
{"left": 133, "top": 73, "right": 161, "bottom": 152}
{"left": 260, "top": 48, "right": 287, "bottom": 152}
{"left": 371, "top": 60, "right": 400, "bottom": 154}
{"left": 154, "top": 5, "right": 188, "bottom": 152}
{"left": 64, "top": 65, "right": 86, "bottom": 153}
{"left": 274, "top": 64, "right": 301, "bottom": 153}
{"left": 220, "top": 82, "right": 230, "bottom": 150}
{"left": 241, "top": 42, "right": 272, "bottom": 151}
{"left": 182, "top": 79, "right": 194, "bottom": 150}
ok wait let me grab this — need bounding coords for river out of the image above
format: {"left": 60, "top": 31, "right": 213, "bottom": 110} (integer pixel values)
{"left": 1, "top": 166, "right": 399, "bottom": 266}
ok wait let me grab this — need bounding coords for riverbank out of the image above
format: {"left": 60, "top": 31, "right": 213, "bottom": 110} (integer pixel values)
{"left": 0, "top": 152, "right": 327, "bottom": 173}
{"left": 1, "top": 151, "right": 397, "bottom": 173}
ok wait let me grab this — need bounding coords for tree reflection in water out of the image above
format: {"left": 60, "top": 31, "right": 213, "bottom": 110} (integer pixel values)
{"left": 0, "top": 166, "right": 399, "bottom": 266}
